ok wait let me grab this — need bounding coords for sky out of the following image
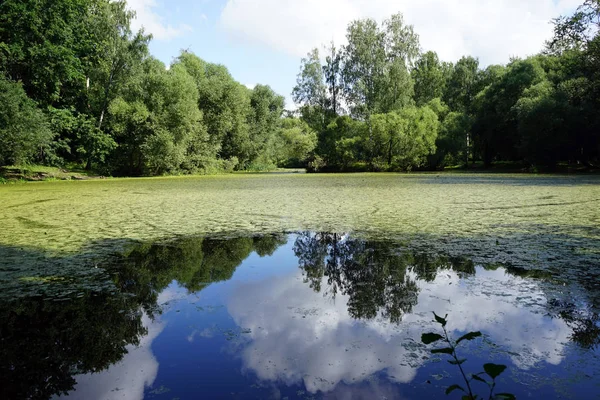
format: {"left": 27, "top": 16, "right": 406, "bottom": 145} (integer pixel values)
{"left": 125, "top": 0, "right": 581, "bottom": 109}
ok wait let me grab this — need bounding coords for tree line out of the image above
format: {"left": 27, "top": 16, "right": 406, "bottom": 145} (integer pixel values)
{"left": 292, "top": 1, "right": 600, "bottom": 171}
{"left": 1, "top": 0, "right": 598, "bottom": 175}
{"left": 0, "top": 0, "right": 315, "bottom": 175}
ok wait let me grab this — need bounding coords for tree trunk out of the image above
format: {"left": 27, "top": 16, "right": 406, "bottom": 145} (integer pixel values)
{"left": 98, "top": 65, "right": 116, "bottom": 130}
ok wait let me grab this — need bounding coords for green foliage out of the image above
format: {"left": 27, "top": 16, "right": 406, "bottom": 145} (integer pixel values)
{"left": 274, "top": 118, "right": 317, "bottom": 167}
{"left": 315, "top": 116, "right": 367, "bottom": 170}
{"left": 176, "top": 54, "right": 252, "bottom": 165}
{"left": 293, "top": 7, "right": 600, "bottom": 172}
{"left": 370, "top": 105, "right": 438, "bottom": 170}
{"left": 292, "top": 48, "right": 328, "bottom": 126}
{"left": 432, "top": 110, "right": 472, "bottom": 168}
{"left": 0, "top": 2, "right": 291, "bottom": 176}
{"left": 1, "top": 2, "right": 599, "bottom": 175}
{"left": 472, "top": 57, "right": 549, "bottom": 166}
{"left": 444, "top": 56, "right": 482, "bottom": 113}
{"left": 247, "top": 84, "right": 286, "bottom": 167}
{"left": 422, "top": 313, "right": 513, "bottom": 400}
{"left": 106, "top": 57, "right": 215, "bottom": 175}
{"left": 0, "top": 76, "right": 54, "bottom": 166}
{"left": 422, "top": 333, "right": 445, "bottom": 344}
{"left": 342, "top": 14, "right": 418, "bottom": 119}
{"left": 48, "top": 107, "right": 116, "bottom": 169}
{"left": 413, "top": 51, "right": 449, "bottom": 106}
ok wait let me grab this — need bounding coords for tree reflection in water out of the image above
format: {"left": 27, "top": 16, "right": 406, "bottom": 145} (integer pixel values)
{"left": 0, "top": 234, "right": 286, "bottom": 400}
{"left": 1, "top": 232, "right": 598, "bottom": 399}
{"left": 294, "top": 232, "right": 600, "bottom": 348}
{"left": 294, "top": 232, "right": 475, "bottom": 323}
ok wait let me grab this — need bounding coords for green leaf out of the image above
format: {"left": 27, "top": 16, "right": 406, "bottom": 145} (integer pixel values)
{"left": 456, "top": 331, "right": 482, "bottom": 344}
{"left": 484, "top": 363, "right": 507, "bottom": 379}
{"left": 431, "top": 347, "right": 454, "bottom": 355}
{"left": 422, "top": 333, "right": 444, "bottom": 344}
{"left": 433, "top": 312, "right": 447, "bottom": 327}
{"left": 448, "top": 358, "right": 467, "bottom": 365}
{"left": 494, "top": 393, "right": 516, "bottom": 400}
{"left": 446, "top": 384, "right": 465, "bottom": 395}
{"left": 471, "top": 374, "right": 488, "bottom": 384}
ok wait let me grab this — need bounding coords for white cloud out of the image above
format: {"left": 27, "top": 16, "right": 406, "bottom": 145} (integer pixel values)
{"left": 226, "top": 266, "right": 571, "bottom": 394}
{"left": 127, "top": 0, "right": 193, "bottom": 41}
{"left": 220, "top": 0, "right": 581, "bottom": 65}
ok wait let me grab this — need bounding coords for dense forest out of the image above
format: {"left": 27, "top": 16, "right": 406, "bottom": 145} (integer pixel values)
{"left": 0, "top": 0, "right": 599, "bottom": 175}
{"left": 293, "top": 1, "right": 600, "bottom": 172}
{"left": 0, "top": 0, "right": 313, "bottom": 175}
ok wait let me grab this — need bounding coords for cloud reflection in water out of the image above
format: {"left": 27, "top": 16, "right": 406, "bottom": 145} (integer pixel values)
{"left": 227, "top": 265, "right": 571, "bottom": 394}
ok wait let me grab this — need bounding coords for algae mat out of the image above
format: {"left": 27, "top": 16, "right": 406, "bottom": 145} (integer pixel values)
{"left": 1, "top": 173, "right": 599, "bottom": 269}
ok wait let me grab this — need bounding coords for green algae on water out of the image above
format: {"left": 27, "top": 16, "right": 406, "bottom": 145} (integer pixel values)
{"left": 1, "top": 173, "right": 599, "bottom": 298}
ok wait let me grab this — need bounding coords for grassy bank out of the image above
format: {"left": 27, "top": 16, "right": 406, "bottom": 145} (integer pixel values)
{"left": 2, "top": 161, "right": 597, "bottom": 185}
{"left": 0, "top": 165, "right": 101, "bottom": 184}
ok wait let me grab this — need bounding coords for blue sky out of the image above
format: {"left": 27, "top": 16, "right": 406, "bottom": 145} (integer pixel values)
{"left": 127, "top": 0, "right": 580, "bottom": 110}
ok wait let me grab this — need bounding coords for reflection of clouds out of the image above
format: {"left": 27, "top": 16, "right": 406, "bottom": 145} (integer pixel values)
{"left": 322, "top": 379, "right": 406, "bottom": 400}
{"left": 59, "top": 314, "right": 164, "bottom": 400}
{"left": 157, "top": 283, "right": 191, "bottom": 305}
{"left": 227, "top": 267, "right": 571, "bottom": 394}
{"left": 187, "top": 328, "right": 216, "bottom": 342}
{"left": 228, "top": 274, "right": 423, "bottom": 394}
{"left": 414, "top": 268, "right": 571, "bottom": 369}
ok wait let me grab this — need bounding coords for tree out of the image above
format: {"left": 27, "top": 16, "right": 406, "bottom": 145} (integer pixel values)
{"left": 273, "top": 118, "right": 317, "bottom": 167}
{"left": 342, "top": 18, "right": 388, "bottom": 119}
{"left": 0, "top": 0, "right": 93, "bottom": 108}
{"left": 292, "top": 49, "right": 328, "bottom": 112}
{"left": 383, "top": 13, "right": 421, "bottom": 69}
{"left": 513, "top": 81, "right": 568, "bottom": 167}
{"left": 444, "top": 56, "right": 481, "bottom": 113}
{"left": 247, "top": 84, "right": 285, "bottom": 168}
{"left": 380, "top": 13, "right": 419, "bottom": 112}
{"left": 0, "top": 76, "right": 54, "bottom": 166}
{"left": 107, "top": 58, "right": 211, "bottom": 175}
{"left": 87, "top": 0, "right": 151, "bottom": 130}
{"left": 292, "top": 48, "right": 331, "bottom": 132}
{"left": 312, "top": 116, "right": 366, "bottom": 170}
{"left": 548, "top": 0, "right": 600, "bottom": 53}
{"left": 413, "top": 51, "right": 448, "bottom": 106}
{"left": 472, "top": 57, "right": 547, "bottom": 166}
{"left": 546, "top": 1, "right": 600, "bottom": 166}
{"left": 323, "top": 42, "right": 343, "bottom": 116}
{"left": 175, "top": 53, "right": 251, "bottom": 165}
{"left": 48, "top": 107, "right": 116, "bottom": 170}
{"left": 370, "top": 105, "right": 438, "bottom": 170}
{"left": 342, "top": 13, "right": 419, "bottom": 119}
{"left": 425, "top": 98, "right": 471, "bottom": 169}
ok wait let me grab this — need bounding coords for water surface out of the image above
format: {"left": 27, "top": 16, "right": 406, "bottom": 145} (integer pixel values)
{"left": 1, "top": 233, "right": 599, "bottom": 399}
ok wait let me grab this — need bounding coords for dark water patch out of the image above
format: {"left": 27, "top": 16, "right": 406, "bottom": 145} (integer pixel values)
{"left": 15, "top": 216, "right": 58, "bottom": 230}
{"left": 7, "top": 198, "right": 58, "bottom": 209}
{"left": 472, "top": 198, "right": 600, "bottom": 210}
{"left": 422, "top": 175, "right": 600, "bottom": 187}
{"left": 1, "top": 233, "right": 599, "bottom": 399}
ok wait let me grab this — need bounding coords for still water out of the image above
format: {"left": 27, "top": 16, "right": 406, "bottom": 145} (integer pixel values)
{"left": 2, "top": 233, "right": 599, "bottom": 399}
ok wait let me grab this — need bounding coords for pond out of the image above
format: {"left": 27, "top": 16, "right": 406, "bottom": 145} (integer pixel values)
{"left": 1, "top": 173, "right": 599, "bottom": 399}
